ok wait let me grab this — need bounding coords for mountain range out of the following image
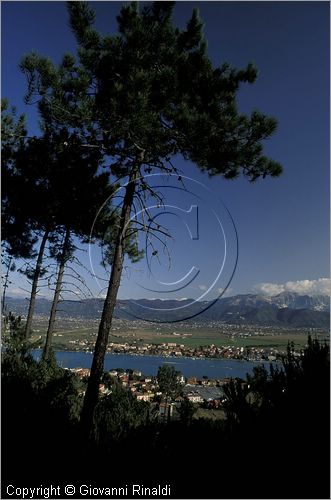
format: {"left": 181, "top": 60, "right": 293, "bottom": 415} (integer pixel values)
{"left": 5, "top": 292, "right": 330, "bottom": 329}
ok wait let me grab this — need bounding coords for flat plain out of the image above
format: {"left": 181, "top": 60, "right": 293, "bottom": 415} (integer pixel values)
{"left": 29, "top": 316, "right": 329, "bottom": 351}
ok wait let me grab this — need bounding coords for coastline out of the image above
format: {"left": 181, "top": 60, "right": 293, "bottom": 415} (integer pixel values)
{"left": 32, "top": 347, "right": 274, "bottom": 364}
{"left": 31, "top": 350, "right": 276, "bottom": 379}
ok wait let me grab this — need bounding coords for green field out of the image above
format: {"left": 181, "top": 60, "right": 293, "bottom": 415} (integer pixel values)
{"left": 30, "top": 316, "right": 329, "bottom": 351}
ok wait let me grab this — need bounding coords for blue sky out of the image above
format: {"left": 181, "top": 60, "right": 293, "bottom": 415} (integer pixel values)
{"left": 2, "top": 1, "right": 330, "bottom": 302}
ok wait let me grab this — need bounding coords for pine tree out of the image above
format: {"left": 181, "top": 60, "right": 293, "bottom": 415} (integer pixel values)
{"left": 9, "top": 134, "right": 55, "bottom": 337}
{"left": 29, "top": 128, "right": 109, "bottom": 360}
{"left": 21, "top": 1, "right": 283, "bottom": 433}
{"left": 1, "top": 100, "right": 37, "bottom": 262}
{"left": 1, "top": 99, "right": 40, "bottom": 317}
{"left": 157, "top": 365, "right": 182, "bottom": 422}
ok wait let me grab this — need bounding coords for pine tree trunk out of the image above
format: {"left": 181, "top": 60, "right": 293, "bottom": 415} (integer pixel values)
{"left": 81, "top": 164, "right": 141, "bottom": 434}
{"left": 43, "top": 228, "right": 71, "bottom": 361}
{"left": 2, "top": 255, "right": 13, "bottom": 314}
{"left": 164, "top": 396, "right": 168, "bottom": 424}
{"left": 25, "top": 229, "right": 49, "bottom": 338}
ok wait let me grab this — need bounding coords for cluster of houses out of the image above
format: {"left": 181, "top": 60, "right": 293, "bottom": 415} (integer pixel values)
{"left": 70, "top": 367, "right": 230, "bottom": 416}
{"left": 106, "top": 341, "right": 282, "bottom": 361}
{"left": 67, "top": 338, "right": 282, "bottom": 362}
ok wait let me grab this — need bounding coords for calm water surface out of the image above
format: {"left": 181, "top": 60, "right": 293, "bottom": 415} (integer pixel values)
{"left": 33, "top": 350, "right": 267, "bottom": 378}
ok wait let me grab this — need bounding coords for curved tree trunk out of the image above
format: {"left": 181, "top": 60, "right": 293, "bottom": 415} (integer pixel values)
{"left": 25, "top": 229, "right": 49, "bottom": 338}
{"left": 81, "top": 164, "right": 141, "bottom": 435}
{"left": 43, "top": 228, "right": 71, "bottom": 361}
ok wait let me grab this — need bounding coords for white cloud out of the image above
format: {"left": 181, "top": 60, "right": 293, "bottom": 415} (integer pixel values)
{"left": 217, "top": 287, "right": 233, "bottom": 296}
{"left": 254, "top": 283, "right": 285, "bottom": 296}
{"left": 198, "top": 285, "right": 207, "bottom": 291}
{"left": 254, "top": 278, "right": 331, "bottom": 297}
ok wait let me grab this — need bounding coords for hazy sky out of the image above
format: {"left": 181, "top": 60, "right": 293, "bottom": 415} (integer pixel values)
{"left": 2, "top": 1, "right": 330, "bottom": 302}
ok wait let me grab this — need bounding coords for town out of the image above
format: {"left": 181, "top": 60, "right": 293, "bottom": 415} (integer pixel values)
{"left": 67, "top": 337, "right": 294, "bottom": 362}
{"left": 70, "top": 365, "right": 237, "bottom": 421}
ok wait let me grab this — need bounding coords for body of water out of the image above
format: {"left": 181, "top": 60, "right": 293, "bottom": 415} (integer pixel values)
{"left": 33, "top": 350, "right": 266, "bottom": 379}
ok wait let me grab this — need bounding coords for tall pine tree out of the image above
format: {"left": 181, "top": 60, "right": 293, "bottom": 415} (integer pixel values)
{"left": 1, "top": 99, "right": 38, "bottom": 314}
{"left": 21, "top": 1, "right": 283, "bottom": 433}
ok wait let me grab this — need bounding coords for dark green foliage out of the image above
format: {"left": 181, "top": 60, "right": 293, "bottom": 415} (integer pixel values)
{"left": 1, "top": 98, "right": 26, "bottom": 156}
{"left": 222, "top": 377, "right": 254, "bottom": 426}
{"left": 93, "top": 385, "right": 150, "bottom": 444}
{"left": 220, "top": 336, "right": 330, "bottom": 439}
{"left": 2, "top": 335, "right": 329, "bottom": 498}
{"left": 2, "top": 314, "right": 84, "bottom": 490}
{"left": 41, "top": 368, "right": 84, "bottom": 422}
{"left": 2, "top": 314, "right": 83, "bottom": 415}
{"left": 91, "top": 3, "right": 281, "bottom": 180}
{"left": 176, "top": 396, "right": 196, "bottom": 424}
{"left": 101, "top": 371, "right": 117, "bottom": 388}
{"left": 157, "top": 364, "right": 182, "bottom": 399}
{"left": 2, "top": 313, "right": 35, "bottom": 362}
{"left": 1, "top": 99, "right": 38, "bottom": 258}
{"left": 21, "top": 2, "right": 282, "bottom": 181}
{"left": 219, "top": 336, "right": 330, "bottom": 498}
{"left": 1, "top": 254, "right": 16, "bottom": 313}
{"left": 157, "top": 365, "right": 182, "bottom": 423}
{"left": 244, "top": 336, "right": 330, "bottom": 416}
{"left": 11, "top": 129, "right": 108, "bottom": 240}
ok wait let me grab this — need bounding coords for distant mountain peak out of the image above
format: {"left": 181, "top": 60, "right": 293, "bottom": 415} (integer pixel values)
{"left": 5, "top": 292, "right": 330, "bottom": 328}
